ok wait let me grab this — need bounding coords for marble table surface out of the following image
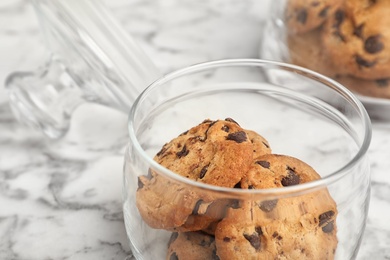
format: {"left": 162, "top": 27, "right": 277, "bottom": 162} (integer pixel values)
{"left": 1, "top": 0, "right": 390, "bottom": 259}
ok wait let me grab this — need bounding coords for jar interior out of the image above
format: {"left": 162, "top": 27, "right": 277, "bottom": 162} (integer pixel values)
{"left": 131, "top": 62, "right": 367, "bottom": 179}
{"left": 126, "top": 60, "right": 371, "bottom": 260}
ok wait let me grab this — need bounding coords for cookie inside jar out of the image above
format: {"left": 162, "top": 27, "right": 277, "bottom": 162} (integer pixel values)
{"left": 135, "top": 118, "right": 338, "bottom": 260}
{"left": 276, "top": 0, "right": 390, "bottom": 100}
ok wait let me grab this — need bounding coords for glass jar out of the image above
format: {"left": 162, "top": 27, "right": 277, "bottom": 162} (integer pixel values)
{"left": 123, "top": 59, "right": 371, "bottom": 259}
{"left": 259, "top": 0, "right": 390, "bottom": 120}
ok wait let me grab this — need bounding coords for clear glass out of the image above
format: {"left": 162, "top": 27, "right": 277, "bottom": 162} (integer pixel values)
{"left": 259, "top": 0, "right": 390, "bottom": 121}
{"left": 123, "top": 59, "right": 372, "bottom": 260}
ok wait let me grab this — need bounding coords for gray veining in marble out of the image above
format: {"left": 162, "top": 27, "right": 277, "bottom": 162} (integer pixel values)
{"left": 1, "top": 0, "right": 390, "bottom": 259}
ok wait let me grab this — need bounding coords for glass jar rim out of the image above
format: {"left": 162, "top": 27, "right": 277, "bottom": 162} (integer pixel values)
{"left": 128, "top": 58, "right": 372, "bottom": 196}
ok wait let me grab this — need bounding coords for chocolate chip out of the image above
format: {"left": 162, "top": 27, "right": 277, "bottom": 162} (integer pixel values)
{"left": 319, "top": 6, "right": 329, "bottom": 17}
{"left": 281, "top": 167, "right": 300, "bottom": 186}
{"left": 169, "top": 252, "right": 179, "bottom": 260}
{"left": 176, "top": 145, "right": 189, "bottom": 158}
{"left": 355, "top": 55, "right": 376, "bottom": 68}
{"left": 319, "top": 210, "right": 335, "bottom": 226}
{"left": 199, "top": 165, "right": 209, "bottom": 179}
{"left": 233, "top": 182, "right": 241, "bottom": 189}
{"left": 226, "top": 131, "right": 247, "bottom": 143}
{"left": 223, "top": 237, "right": 231, "bottom": 242}
{"left": 255, "top": 226, "right": 263, "bottom": 236}
{"left": 259, "top": 199, "right": 278, "bottom": 212}
{"left": 322, "top": 221, "right": 334, "bottom": 233}
{"left": 256, "top": 160, "right": 270, "bottom": 169}
{"left": 244, "top": 231, "right": 261, "bottom": 250}
{"left": 221, "top": 125, "right": 230, "bottom": 132}
{"left": 296, "top": 8, "right": 308, "bottom": 24}
{"left": 319, "top": 211, "right": 335, "bottom": 233}
{"left": 272, "top": 232, "right": 283, "bottom": 240}
{"left": 192, "top": 200, "right": 204, "bottom": 215}
{"left": 168, "top": 232, "right": 179, "bottom": 247}
{"left": 376, "top": 78, "right": 389, "bottom": 87}
{"left": 353, "top": 23, "right": 365, "bottom": 39}
{"left": 364, "top": 35, "right": 384, "bottom": 54}
{"left": 225, "top": 118, "right": 240, "bottom": 126}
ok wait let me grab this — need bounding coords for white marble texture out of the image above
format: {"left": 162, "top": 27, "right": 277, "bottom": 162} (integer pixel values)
{"left": 0, "top": 0, "right": 389, "bottom": 259}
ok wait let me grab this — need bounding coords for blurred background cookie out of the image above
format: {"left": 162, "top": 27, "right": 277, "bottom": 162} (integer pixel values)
{"left": 321, "top": 1, "right": 390, "bottom": 80}
{"left": 286, "top": 0, "right": 342, "bottom": 34}
{"left": 288, "top": 17, "right": 390, "bottom": 99}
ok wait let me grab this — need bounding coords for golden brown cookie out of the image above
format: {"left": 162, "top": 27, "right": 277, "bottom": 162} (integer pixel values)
{"left": 239, "top": 154, "right": 324, "bottom": 189}
{"left": 215, "top": 202, "right": 337, "bottom": 260}
{"left": 322, "top": 1, "right": 390, "bottom": 80}
{"left": 285, "top": 0, "right": 342, "bottom": 34}
{"left": 214, "top": 154, "right": 338, "bottom": 260}
{"left": 137, "top": 168, "right": 236, "bottom": 232}
{"left": 166, "top": 232, "right": 218, "bottom": 260}
{"left": 288, "top": 26, "right": 390, "bottom": 98}
{"left": 154, "top": 118, "right": 254, "bottom": 187}
{"left": 136, "top": 118, "right": 267, "bottom": 231}
{"left": 136, "top": 170, "right": 203, "bottom": 230}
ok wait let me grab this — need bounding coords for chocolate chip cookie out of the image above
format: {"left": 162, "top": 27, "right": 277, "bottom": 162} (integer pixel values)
{"left": 322, "top": 0, "right": 390, "bottom": 79}
{"left": 215, "top": 155, "right": 338, "bottom": 259}
{"left": 137, "top": 170, "right": 205, "bottom": 230}
{"left": 239, "top": 154, "right": 325, "bottom": 189}
{"left": 154, "top": 118, "right": 254, "bottom": 187}
{"left": 288, "top": 23, "right": 390, "bottom": 98}
{"left": 137, "top": 118, "right": 268, "bottom": 231}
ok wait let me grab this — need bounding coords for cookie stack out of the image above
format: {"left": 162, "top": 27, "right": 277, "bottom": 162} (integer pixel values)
{"left": 286, "top": 0, "right": 390, "bottom": 99}
{"left": 136, "top": 118, "right": 338, "bottom": 259}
